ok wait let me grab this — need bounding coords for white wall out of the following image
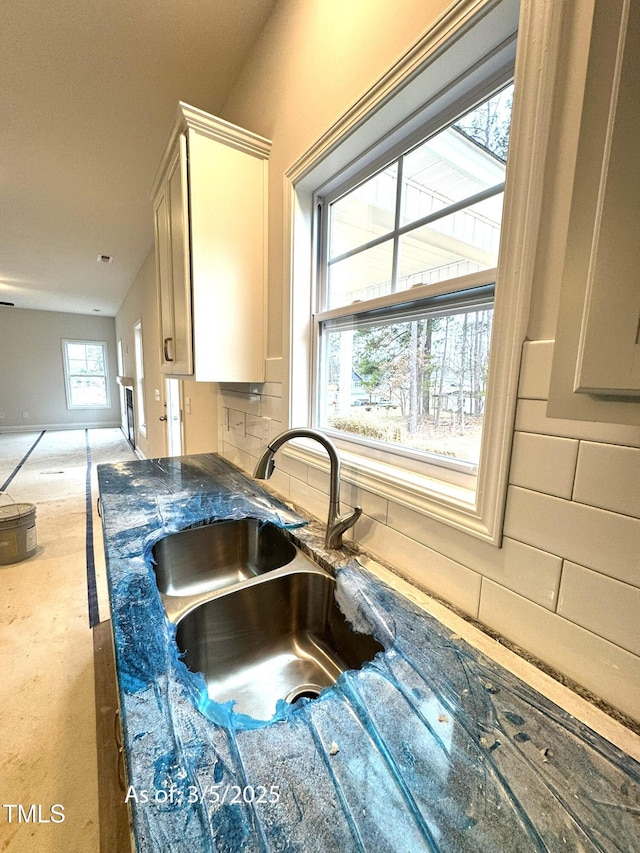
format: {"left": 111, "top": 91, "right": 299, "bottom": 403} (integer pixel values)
{"left": 181, "top": 380, "right": 219, "bottom": 456}
{"left": 115, "top": 250, "right": 218, "bottom": 458}
{"left": 214, "top": 0, "right": 640, "bottom": 723}
{"left": 0, "top": 307, "right": 119, "bottom": 430}
{"left": 115, "top": 251, "right": 165, "bottom": 458}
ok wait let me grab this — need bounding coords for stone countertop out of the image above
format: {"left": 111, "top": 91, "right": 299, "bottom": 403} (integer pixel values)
{"left": 97, "top": 453, "right": 640, "bottom": 853}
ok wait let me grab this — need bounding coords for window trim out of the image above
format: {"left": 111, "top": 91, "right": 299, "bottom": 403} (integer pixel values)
{"left": 283, "top": 0, "right": 564, "bottom": 545}
{"left": 133, "top": 320, "right": 147, "bottom": 438}
{"left": 62, "top": 339, "right": 110, "bottom": 410}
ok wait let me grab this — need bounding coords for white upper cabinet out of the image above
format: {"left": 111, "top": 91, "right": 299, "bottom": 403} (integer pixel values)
{"left": 550, "top": 0, "right": 640, "bottom": 422}
{"left": 151, "top": 103, "right": 271, "bottom": 381}
{"left": 572, "top": 0, "right": 640, "bottom": 397}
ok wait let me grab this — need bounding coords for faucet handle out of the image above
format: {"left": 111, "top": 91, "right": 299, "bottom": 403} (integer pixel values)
{"left": 327, "top": 506, "right": 362, "bottom": 549}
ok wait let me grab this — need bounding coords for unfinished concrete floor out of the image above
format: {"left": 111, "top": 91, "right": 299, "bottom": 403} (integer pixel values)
{"left": 0, "top": 428, "right": 135, "bottom": 853}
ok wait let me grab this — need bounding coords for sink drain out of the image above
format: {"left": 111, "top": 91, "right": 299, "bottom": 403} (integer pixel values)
{"left": 285, "top": 683, "right": 323, "bottom": 704}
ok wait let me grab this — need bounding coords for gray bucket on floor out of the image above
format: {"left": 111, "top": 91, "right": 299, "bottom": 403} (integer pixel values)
{"left": 0, "top": 494, "right": 37, "bottom": 565}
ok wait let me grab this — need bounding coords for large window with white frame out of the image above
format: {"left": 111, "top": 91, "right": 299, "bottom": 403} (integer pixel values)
{"left": 315, "top": 86, "right": 513, "bottom": 487}
{"left": 287, "top": 0, "right": 559, "bottom": 544}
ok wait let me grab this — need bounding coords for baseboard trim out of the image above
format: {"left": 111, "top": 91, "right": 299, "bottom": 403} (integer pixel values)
{"left": 0, "top": 422, "right": 121, "bottom": 433}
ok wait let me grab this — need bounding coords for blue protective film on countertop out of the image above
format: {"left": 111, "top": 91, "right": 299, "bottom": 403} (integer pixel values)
{"left": 97, "top": 453, "right": 640, "bottom": 853}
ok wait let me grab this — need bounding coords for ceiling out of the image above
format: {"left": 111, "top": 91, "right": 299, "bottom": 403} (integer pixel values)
{"left": 1, "top": 0, "right": 277, "bottom": 317}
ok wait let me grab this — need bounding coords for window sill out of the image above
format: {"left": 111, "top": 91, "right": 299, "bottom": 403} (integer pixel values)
{"left": 66, "top": 405, "right": 111, "bottom": 411}
{"left": 281, "top": 439, "right": 495, "bottom": 542}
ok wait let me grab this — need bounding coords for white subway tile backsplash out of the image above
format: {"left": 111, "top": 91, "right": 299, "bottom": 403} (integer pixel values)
{"left": 479, "top": 580, "right": 640, "bottom": 722}
{"left": 342, "top": 481, "right": 388, "bottom": 525}
{"left": 386, "top": 501, "right": 561, "bottom": 607}
{"left": 484, "top": 537, "right": 563, "bottom": 610}
{"left": 228, "top": 409, "right": 246, "bottom": 434}
{"left": 260, "top": 382, "right": 283, "bottom": 399}
{"left": 276, "top": 451, "right": 309, "bottom": 483}
{"left": 220, "top": 390, "right": 262, "bottom": 417}
{"left": 302, "top": 463, "right": 386, "bottom": 523}
{"left": 557, "top": 561, "right": 640, "bottom": 656}
{"left": 219, "top": 383, "right": 253, "bottom": 394}
{"left": 260, "top": 393, "right": 283, "bottom": 422}
{"left": 573, "top": 442, "right": 640, "bottom": 519}
{"left": 305, "top": 462, "right": 330, "bottom": 496}
{"left": 386, "top": 499, "right": 476, "bottom": 559}
{"left": 518, "top": 340, "right": 554, "bottom": 400}
{"left": 289, "top": 474, "right": 332, "bottom": 524}
{"left": 223, "top": 437, "right": 286, "bottom": 494}
{"left": 515, "top": 399, "right": 640, "bottom": 448}
{"left": 246, "top": 415, "right": 266, "bottom": 440}
{"left": 288, "top": 467, "right": 360, "bottom": 526}
{"left": 268, "top": 467, "right": 291, "bottom": 501}
{"left": 224, "top": 422, "right": 264, "bottom": 459}
{"left": 221, "top": 440, "right": 253, "bottom": 475}
{"left": 265, "top": 418, "right": 283, "bottom": 444}
{"left": 509, "top": 432, "right": 579, "bottom": 498}
{"left": 504, "top": 486, "right": 640, "bottom": 587}
{"left": 355, "top": 516, "right": 482, "bottom": 617}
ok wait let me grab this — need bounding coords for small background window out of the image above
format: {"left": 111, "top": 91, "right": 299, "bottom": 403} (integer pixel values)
{"left": 62, "top": 339, "right": 110, "bottom": 409}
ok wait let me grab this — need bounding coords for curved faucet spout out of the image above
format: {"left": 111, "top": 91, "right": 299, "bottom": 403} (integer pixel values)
{"left": 253, "top": 428, "right": 361, "bottom": 550}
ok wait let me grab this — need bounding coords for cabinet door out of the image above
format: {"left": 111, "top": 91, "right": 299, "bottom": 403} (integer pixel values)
{"left": 153, "top": 185, "right": 175, "bottom": 373}
{"left": 167, "top": 136, "right": 193, "bottom": 375}
{"left": 188, "top": 132, "right": 266, "bottom": 381}
{"left": 572, "top": 0, "right": 640, "bottom": 396}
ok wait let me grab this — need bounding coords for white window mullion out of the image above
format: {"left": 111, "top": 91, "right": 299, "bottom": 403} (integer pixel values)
{"left": 390, "top": 154, "right": 404, "bottom": 293}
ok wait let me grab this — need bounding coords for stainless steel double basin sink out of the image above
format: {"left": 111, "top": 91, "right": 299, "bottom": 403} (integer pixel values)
{"left": 151, "top": 518, "right": 382, "bottom": 720}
